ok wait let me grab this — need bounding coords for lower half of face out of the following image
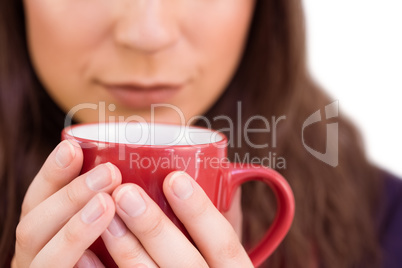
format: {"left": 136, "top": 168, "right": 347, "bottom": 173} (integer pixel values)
{"left": 24, "top": 0, "right": 255, "bottom": 125}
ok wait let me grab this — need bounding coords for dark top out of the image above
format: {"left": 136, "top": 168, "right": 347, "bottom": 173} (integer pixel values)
{"left": 377, "top": 172, "right": 402, "bottom": 267}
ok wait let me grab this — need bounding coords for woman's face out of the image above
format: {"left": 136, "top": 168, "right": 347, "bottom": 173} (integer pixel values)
{"left": 24, "top": 0, "right": 255, "bottom": 124}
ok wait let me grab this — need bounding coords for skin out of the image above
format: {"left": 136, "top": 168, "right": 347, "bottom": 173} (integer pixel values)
{"left": 24, "top": 0, "right": 255, "bottom": 124}
{"left": 15, "top": 0, "right": 256, "bottom": 267}
{"left": 13, "top": 141, "right": 248, "bottom": 267}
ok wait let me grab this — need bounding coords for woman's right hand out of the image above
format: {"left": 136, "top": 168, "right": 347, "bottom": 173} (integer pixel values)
{"left": 12, "top": 140, "right": 122, "bottom": 268}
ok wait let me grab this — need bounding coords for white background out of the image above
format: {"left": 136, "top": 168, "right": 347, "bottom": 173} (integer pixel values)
{"left": 303, "top": 1, "right": 402, "bottom": 177}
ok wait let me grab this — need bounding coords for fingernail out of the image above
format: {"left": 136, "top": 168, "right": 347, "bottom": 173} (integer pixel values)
{"left": 169, "top": 171, "right": 194, "bottom": 200}
{"left": 75, "top": 251, "right": 96, "bottom": 268}
{"left": 81, "top": 194, "right": 106, "bottom": 224}
{"left": 55, "top": 140, "right": 75, "bottom": 168}
{"left": 107, "top": 215, "right": 127, "bottom": 237}
{"left": 86, "top": 163, "right": 115, "bottom": 191}
{"left": 116, "top": 186, "right": 146, "bottom": 217}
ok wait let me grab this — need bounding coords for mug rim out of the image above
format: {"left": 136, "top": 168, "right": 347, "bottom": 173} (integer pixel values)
{"left": 62, "top": 122, "right": 228, "bottom": 149}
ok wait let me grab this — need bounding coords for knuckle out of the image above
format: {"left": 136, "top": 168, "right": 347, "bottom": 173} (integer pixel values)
{"left": 41, "top": 165, "right": 53, "bottom": 183}
{"left": 64, "top": 184, "right": 82, "bottom": 207}
{"left": 119, "top": 243, "right": 144, "bottom": 261}
{"left": 181, "top": 256, "right": 209, "bottom": 268}
{"left": 138, "top": 213, "right": 165, "bottom": 238}
{"left": 39, "top": 163, "right": 58, "bottom": 188}
{"left": 20, "top": 200, "right": 31, "bottom": 218}
{"left": 62, "top": 223, "right": 80, "bottom": 245}
{"left": 191, "top": 260, "right": 209, "bottom": 268}
{"left": 218, "top": 238, "right": 244, "bottom": 261}
{"left": 15, "top": 221, "right": 32, "bottom": 250}
{"left": 191, "top": 198, "right": 210, "bottom": 220}
{"left": 132, "top": 264, "right": 149, "bottom": 268}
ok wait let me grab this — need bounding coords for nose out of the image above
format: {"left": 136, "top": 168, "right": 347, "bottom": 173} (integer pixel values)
{"left": 114, "top": 0, "right": 179, "bottom": 54}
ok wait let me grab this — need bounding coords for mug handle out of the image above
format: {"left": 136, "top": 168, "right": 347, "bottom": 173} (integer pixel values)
{"left": 220, "top": 163, "right": 295, "bottom": 267}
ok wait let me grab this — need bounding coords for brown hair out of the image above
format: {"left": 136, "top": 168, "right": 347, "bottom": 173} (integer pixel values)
{"left": 0, "top": 0, "right": 381, "bottom": 267}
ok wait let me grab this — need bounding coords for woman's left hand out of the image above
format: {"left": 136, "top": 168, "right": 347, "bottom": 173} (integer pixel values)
{"left": 78, "top": 171, "right": 253, "bottom": 267}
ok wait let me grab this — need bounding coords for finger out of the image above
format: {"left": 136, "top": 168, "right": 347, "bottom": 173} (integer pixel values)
{"left": 221, "top": 187, "right": 243, "bottom": 239}
{"left": 74, "top": 250, "right": 105, "bottom": 268}
{"left": 15, "top": 163, "right": 121, "bottom": 267}
{"left": 31, "top": 193, "right": 115, "bottom": 268}
{"left": 113, "top": 184, "right": 208, "bottom": 268}
{"left": 21, "top": 140, "right": 84, "bottom": 218}
{"left": 163, "top": 171, "right": 253, "bottom": 268}
{"left": 101, "top": 215, "right": 158, "bottom": 268}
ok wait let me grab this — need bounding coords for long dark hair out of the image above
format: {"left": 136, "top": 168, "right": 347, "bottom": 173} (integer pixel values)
{"left": 0, "top": 0, "right": 381, "bottom": 267}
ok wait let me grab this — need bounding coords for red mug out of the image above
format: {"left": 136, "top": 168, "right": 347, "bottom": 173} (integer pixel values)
{"left": 62, "top": 122, "right": 295, "bottom": 267}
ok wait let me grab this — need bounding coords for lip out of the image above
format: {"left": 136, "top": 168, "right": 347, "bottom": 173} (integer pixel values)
{"left": 100, "top": 80, "right": 183, "bottom": 109}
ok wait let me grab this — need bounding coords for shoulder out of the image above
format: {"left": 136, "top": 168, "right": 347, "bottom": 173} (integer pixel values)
{"left": 377, "top": 171, "right": 402, "bottom": 268}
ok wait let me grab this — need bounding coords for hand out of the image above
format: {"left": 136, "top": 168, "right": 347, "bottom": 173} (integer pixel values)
{"left": 12, "top": 140, "right": 122, "bottom": 268}
{"left": 98, "top": 171, "right": 252, "bottom": 268}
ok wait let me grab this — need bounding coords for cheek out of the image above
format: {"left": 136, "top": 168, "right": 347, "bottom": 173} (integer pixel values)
{"left": 24, "top": 0, "right": 114, "bottom": 100}
{"left": 182, "top": 0, "right": 254, "bottom": 91}
{"left": 22, "top": 0, "right": 255, "bottom": 123}
{"left": 24, "top": 0, "right": 114, "bottom": 50}
{"left": 178, "top": 0, "right": 254, "bottom": 113}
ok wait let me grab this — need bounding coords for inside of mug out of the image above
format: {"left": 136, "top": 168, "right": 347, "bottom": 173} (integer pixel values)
{"left": 67, "top": 122, "right": 224, "bottom": 145}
